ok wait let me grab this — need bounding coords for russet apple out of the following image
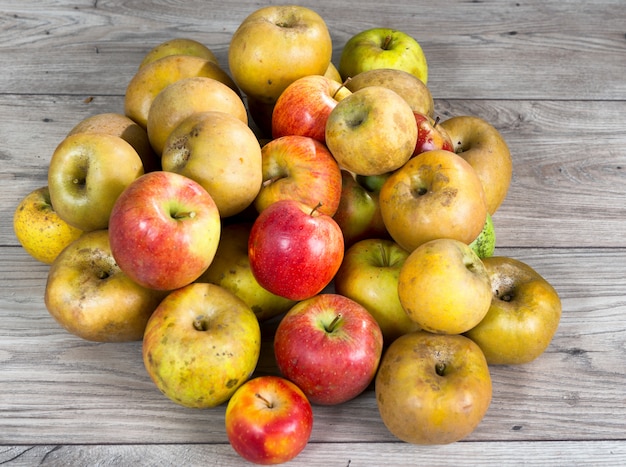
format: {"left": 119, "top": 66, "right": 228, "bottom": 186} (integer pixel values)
{"left": 225, "top": 375, "right": 313, "bottom": 465}
{"left": 108, "top": 171, "right": 221, "bottom": 291}
{"left": 379, "top": 149, "right": 488, "bottom": 251}
{"left": 146, "top": 76, "right": 247, "bottom": 156}
{"left": 375, "top": 331, "right": 492, "bottom": 444}
{"left": 47, "top": 132, "right": 144, "bottom": 232}
{"left": 339, "top": 28, "right": 428, "bottom": 84}
{"left": 274, "top": 293, "right": 383, "bottom": 405}
{"left": 13, "top": 186, "right": 83, "bottom": 264}
{"left": 254, "top": 135, "right": 342, "bottom": 217}
{"left": 142, "top": 282, "right": 261, "bottom": 408}
{"left": 398, "top": 238, "right": 492, "bottom": 335}
{"left": 440, "top": 115, "right": 513, "bottom": 215}
{"left": 334, "top": 238, "right": 420, "bottom": 344}
{"left": 138, "top": 38, "right": 218, "bottom": 69}
{"left": 44, "top": 230, "right": 167, "bottom": 342}
{"left": 464, "top": 256, "right": 562, "bottom": 365}
{"left": 248, "top": 199, "right": 344, "bottom": 301}
{"left": 161, "top": 111, "right": 262, "bottom": 218}
{"left": 228, "top": 5, "right": 333, "bottom": 104}
{"left": 325, "top": 86, "right": 417, "bottom": 176}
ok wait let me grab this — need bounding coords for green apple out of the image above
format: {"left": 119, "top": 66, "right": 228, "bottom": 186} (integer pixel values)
{"left": 142, "top": 282, "right": 261, "bottom": 408}
{"left": 196, "top": 222, "right": 297, "bottom": 322}
{"left": 469, "top": 212, "right": 496, "bottom": 259}
{"left": 339, "top": 28, "right": 428, "bottom": 84}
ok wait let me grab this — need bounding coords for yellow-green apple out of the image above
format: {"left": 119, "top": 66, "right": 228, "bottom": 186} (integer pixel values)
{"left": 125, "top": 54, "right": 240, "bottom": 128}
{"left": 271, "top": 74, "right": 352, "bottom": 143}
{"left": 334, "top": 238, "right": 420, "bottom": 345}
{"left": 138, "top": 38, "right": 219, "bottom": 69}
{"left": 413, "top": 113, "right": 454, "bottom": 156}
{"left": 147, "top": 76, "right": 247, "bottom": 156}
{"left": 254, "top": 135, "right": 342, "bottom": 217}
{"left": 325, "top": 86, "right": 417, "bottom": 176}
{"left": 339, "top": 28, "right": 428, "bottom": 84}
{"left": 332, "top": 170, "right": 389, "bottom": 247}
{"left": 225, "top": 375, "right": 313, "bottom": 465}
{"left": 274, "top": 293, "right": 383, "bottom": 405}
{"left": 345, "top": 68, "right": 434, "bottom": 117}
{"left": 464, "top": 256, "right": 562, "bottom": 365}
{"left": 379, "top": 149, "right": 488, "bottom": 251}
{"left": 398, "top": 238, "right": 492, "bottom": 335}
{"left": 375, "top": 330, "right": 492, "bottom": 444}
{"left": 13, "top": 186, "right": 83, "bottom": 264}
{"left": 197, "top": 222, "right": 297, "bottom": 322}
{"left": 142, "top": 282, "right": 261, "bottom": 408}
{"left": 469, "top": 212, "right": 496, "bottom": 259}
{"left": 248, "top": 199, "right": 344, "bottom": 301}
{"left": 47, "top": 133, "right": 144, "bottom": 232}
{"left": 108, "top": 171, "right": 221, "bottom": 291}
{"left": 67, "top": 112, "right": 160, "bottom": 173}
{"left": 439, "top": 115, "right": 513, "bottom": 215}
{"left": 44, "top": 230, "right": 166, "bottom": 342}
{"left": 161, "top": 111, "right": 262, "bottom": 218}
{"left": 228, "top": 5, "right": 332, "bottom": 104}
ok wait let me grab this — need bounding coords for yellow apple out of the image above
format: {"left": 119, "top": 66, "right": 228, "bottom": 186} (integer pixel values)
{"left": 138, "top": 38, "right": 218, "bottom": 69}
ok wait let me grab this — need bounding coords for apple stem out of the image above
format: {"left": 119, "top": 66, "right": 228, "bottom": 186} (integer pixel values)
{"left": 382, "top": 35, "right": 393, "bottom": 50}
{"left": 255, "top": 392, "right": 274, "bottom": 408}
{"left": 435, "top": 362, "right": 446, "bottom": 376}
{"left": 310, "top": 202, "right": 323, "bottom": 216}
{"left": 433, "top": 116, "right": 441, "bottom": 128}
{"left": 262, "top": 175, "right": 283, "bottom": 187}
{"left": 378, "top": 242, "right": 390, "bottom": 267}
{"left": 173, "top": 210, "right": 196, "bottom": 220}
{"left": 325, "top": 314, "right": 342, "bottom": 333}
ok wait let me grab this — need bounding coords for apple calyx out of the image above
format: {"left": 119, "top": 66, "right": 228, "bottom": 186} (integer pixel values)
{"left": 435, "top": 362, "right": 447, "bottom": 376}
{"left": 193, "top": 315, "right": 211, "bottom": 331}
{"left": 324, "top": 313, "right": 343, "bottom": 333}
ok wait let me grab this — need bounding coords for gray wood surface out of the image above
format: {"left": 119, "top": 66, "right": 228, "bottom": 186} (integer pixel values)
{"left": 1, "top": 0, "right": 625, "bottom": 465}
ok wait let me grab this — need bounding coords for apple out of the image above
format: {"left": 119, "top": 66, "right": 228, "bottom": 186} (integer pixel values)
{"left": 413, "top": 112, "right": 454, "bottom": 156}
{"left": 196, "top": 222, "right": 297, "bottom": 322}
{"left": 439, "top": 115, "right": 513, "bottom": 215}
{"left": 225, "top": 375, "right": 313, "bottom": 465}
{"left": 44, "top": 230, "right": 167, "bottom": 342}
{"left": 271, "top": 74, "right": 352, "bottom": 143}
{"left": 254, "top": 135, "right": 343, "bottom": 217}
{"left": 274, "top": 293, "right": 383, "bottom": 405}
{"left": 67, "top": 112, "right": 160, "bottom": 173}
{"left": 108, "top": 171, "right": 221, "bottom": 291}
{"left": 334, "top": 238, "right": 420, "bottom": 344}
{"left": 248, "top": 199, "right": 344, "bottom": 301}
{"left": 138, "top": 38, "right": 219, "bottom": 69}
{"left": 397, "top": 238, "right": 492, "bottom": 335}
{"left": 332, "top": 170, "right": 389, "bottom": 247}
{"left": 379, "top": 149, "right": 488, "bottom": 252}
{"left": 464, "top": 256, "right": 562, "bottom": 365}
{"left": 324, "top": 61, "right": 342, "bottom": 83}
{"left": 146, "top": 76, "right": 248, "bottom": 156}
{"left": 325, "top": 86, "right": 417, "bottom": 176}
{"left": 228, "top": 5, "right": 333, "bottom": 104}
{"left": 13, "top": 186, "right": 83, "bottom": 264}
{"left": 161, "top": 110, "right": 263, "bottom": 218}
{"left": 375, "top": 330, "right": 492, "bottom": 445}
{"left": 339, "top": 28, "right": 428, "bottom": 84}
{"left": 47, "top": 132, "right": 144, "bottom": 232}
{"left": 125, "top": 54, "right": 240, "bottom": 128}
{"left": 469, "top": 211, "right": 496, "bottom": 259}
{"left": 345, "top": 67, "right": 434, "bottom": 117}
{"left": 142, "top": 282, "right": 261, "bottom": 408}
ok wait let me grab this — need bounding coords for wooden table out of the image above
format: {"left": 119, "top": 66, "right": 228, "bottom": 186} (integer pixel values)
{"left": 2, "top": 1, "right": 625, "bottom": 465}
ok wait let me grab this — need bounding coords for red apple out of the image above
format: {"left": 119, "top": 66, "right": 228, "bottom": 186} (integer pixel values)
{"left": 254, "top": 135, "right": 343, "bottom": 217}
{"left": 271, "top": 74, "right": 351, "bottom": 143}
{"left": 248, "top": 199, "right": 344, "bottom": 301}
{"left": 274, "top": 293, "right": 383, "bottom": 405}
{"left": 109, "top": 171, "right": 221, "bottom": 291}
{"left": 413, "top": 112, "right": 454, "bottom": 156}
{"left": 332, "top": 170, "right": 389, "bottom": 248}
{"left": 225, "top": 375, "right": 313, "bottom": 465}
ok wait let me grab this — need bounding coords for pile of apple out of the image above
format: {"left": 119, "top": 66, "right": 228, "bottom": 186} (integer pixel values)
{"left": 13, "top": 4, "right": 564, "bottom": 465}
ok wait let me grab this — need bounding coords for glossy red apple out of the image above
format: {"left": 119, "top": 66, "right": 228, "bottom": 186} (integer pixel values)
{"left": 109, "top": 171, "right": 221, "bottom": 291}
{"left": 254, "top": 135, "right": 343, "bottom": 217}
{"left": 274, "top": 293, "right": 384, "bottom": 405}
{"left": 271, "top": 74, "right": 351, "bottom": 143}
{"left": 248, "top": 199, "right": 344, "bottom": 301}
{"left": 225, "top": 375, "right": 313, "bottom": 465}
{"left": 413, "top": 112, "right": 454, "bottom": 156}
